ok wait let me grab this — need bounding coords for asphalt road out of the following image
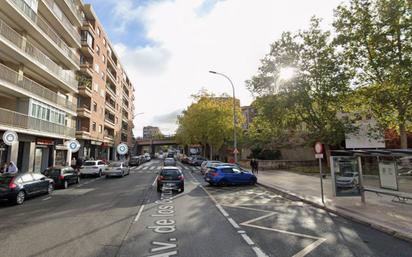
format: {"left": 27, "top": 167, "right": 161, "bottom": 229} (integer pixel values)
{"left": 0, "top": 160, "right": 411, "bottom": 257}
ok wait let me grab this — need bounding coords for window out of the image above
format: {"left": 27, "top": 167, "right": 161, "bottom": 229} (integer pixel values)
{"left": 221, "top": 168, "right": 235, "bottom": 174}
{"left": 92, "top": 122, "right": 96, "bottom": 131}
{"left": 96, "top": 45, "right": 100, "bottom": 55}
{"left": 93, "top": 102, "right": 97, "bottom": 112}
{"left": 103, "top": 38, "right": 106, "bottom": 46}
{"left": 96, "top": 27, "right": 100, "bottom": 36}
{"left": 94, "top": 63, "right": 99, "bottom": 73}
{"left": 98, "top": 125, "right": 102, "bottom": 133}
{"left": 100, "top": 72, "right": 105, "bottom": 80}
{"left": 93, "top": 83, "right": 98, "bottom": 91}
{"left": 100, "top": 89, "right": 105, "bottom": 97}
{"left": 102, "top": 55, "right": 106, "bottom": 63}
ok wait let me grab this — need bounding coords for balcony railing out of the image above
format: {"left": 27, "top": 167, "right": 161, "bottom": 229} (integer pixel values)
{"left": 43, "top": 0, "right": 81, "bottom": 42}
{"left": 63, "top": 0, "right": 84, "bottom": 23}
{"left": 9, "top": 0, "right": 80, "bottom": 65}
{"left": 0, "top": 63, "right": 76, "bottom": 111}
{"left": 0, "top": 17, "right": 78, "bottom": 90}
{"left": 0, "top": 107, "right": 75, "bottom": 137}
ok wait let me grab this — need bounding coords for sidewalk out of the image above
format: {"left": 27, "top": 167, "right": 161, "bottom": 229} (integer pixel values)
{"left": 256, "top": 170, "right": 412, "bottom": 243}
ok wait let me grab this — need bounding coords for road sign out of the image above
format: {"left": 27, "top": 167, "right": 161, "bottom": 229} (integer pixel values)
{"left": 2, "top": 131, "right": 18, "bottom": 146}
{"left": 315, "top": 153, "right": 324, "bottom": 159}
{"left": 314, "top": 142, "right": 324, "bottom": 154}
{"left": 67, "top": 140, "right": 80, "bottom": 153}
{"left": 117, "top": 143, "right": 129, "bottom": 155}
{"left": 233, "top": 148, "right": 239, "bottom": 154}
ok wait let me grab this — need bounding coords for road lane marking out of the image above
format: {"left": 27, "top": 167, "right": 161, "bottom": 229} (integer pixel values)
{"left": 143, "top": 166, "right": 149, "bottom": 170}
{"left": 228, "top": 218, "right": 240, "bottom": 229}
{"left": 292, "top": 239, "right": 327, "bottom": 257}
{"left": 253, "top": 246, "right": 269, "bottom": 257}
{"left": 134, "top": 204, "right": 145, "bottom": 223}
{"left": 241, "top": 234, "right": 254, "bottom": 245}
{"left": 42, "top": 197, "right": 51, "bottom": 201}
{"left": 152, "top": 176, "right": 158, "bottom": 187}
{"left": 216, "top": 204, "right": 229, "bottom": 217}
{"left": 150, "top": 166, "right": 155, "bottom": 170}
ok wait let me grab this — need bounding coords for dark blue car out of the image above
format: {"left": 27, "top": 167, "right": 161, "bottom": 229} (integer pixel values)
{"left": 204, "top": 166, "right": 257, "bottom": 186}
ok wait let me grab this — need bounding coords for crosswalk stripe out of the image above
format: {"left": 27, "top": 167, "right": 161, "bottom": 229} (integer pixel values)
{"left": 150, "top": 166, "right": 155, "bottom": 170}
{"left": 143, "top": 166, "right": 148, "bottom": 170}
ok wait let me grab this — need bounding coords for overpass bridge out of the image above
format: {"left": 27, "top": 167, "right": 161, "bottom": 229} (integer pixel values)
{"left": 135, "top": 137, "right": 179, "bottom": 154}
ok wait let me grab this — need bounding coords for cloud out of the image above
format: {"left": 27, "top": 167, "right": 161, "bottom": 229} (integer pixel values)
{"left": 105, "top": 0, "right": 347, "bottom": 137}
{"left": 152, "top": 109, "right": 183, "bottom": 125}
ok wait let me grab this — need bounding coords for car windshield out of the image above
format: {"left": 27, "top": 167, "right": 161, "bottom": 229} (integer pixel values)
{"left": 109, "top": 163, "right": 122, "bottom": 167}
{"left": 45, "top": 169, "right": 61, "bottom": 176}
{"left": 341, "top": 172, "right": 356, "bottom": 177}
{"left": 161, "top": 169, "right": 180, "bottom": 176}
{"left": 83, "top": 162, "right": 96, "bottom": 166}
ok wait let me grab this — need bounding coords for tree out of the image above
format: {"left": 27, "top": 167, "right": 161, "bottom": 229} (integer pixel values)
{"left": 247, "top": 18, "right": 354, "bottom": 153}
{"left": 334, "top": 0, "right": 412, "bottom": 148}
{"left": 176, "top": 91, "right": 243, "bottom": 159}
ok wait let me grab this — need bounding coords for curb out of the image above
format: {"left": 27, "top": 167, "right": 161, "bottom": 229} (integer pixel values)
{"left": 257, "top": 181, "right": 412, "bottom": 244}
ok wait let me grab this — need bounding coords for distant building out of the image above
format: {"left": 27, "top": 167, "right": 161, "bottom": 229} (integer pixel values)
{"left": 143, "top": 126, "right": 162, "bottom": 139}
{"left": 241, "top": 106, "right": 256, "bottom": 130}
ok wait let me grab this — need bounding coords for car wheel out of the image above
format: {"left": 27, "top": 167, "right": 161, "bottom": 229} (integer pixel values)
{"left": 47, "top": 183, "right": 54, "bottom": 194}
{"left": 218, "top": 180, "right": 228, "bottom": 187}
{"left": 15, "top": 190, "right": 25, "bottom": 205}
{"left": 64, "top": 180, "right": 69, "bottom": 189}
{"left": 98, "top": 170, "right": 102, "bottom": 177}
{"left": 105, "top": 175, "right": 110, "bottom": 179}
{"left": 249, "top": 178, "right": 257, "bottom": 185}
{"left": 180, "top": 186, "right": 184, "bottom": 192}
{"left": 122, "top": 171, "right": 125, "bottom": 177}
{"left": 80, "top": 174, "right": 84, "bottom": 178}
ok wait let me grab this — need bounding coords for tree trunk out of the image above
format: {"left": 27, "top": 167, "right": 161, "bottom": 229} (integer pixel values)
{"left": 210, "top": 144, "right": 213, "bottom": 160}
{"left": 325, "top": 144, "right": 331, "bottom": 168}
{"left": 399, "top": 122, "right": 408, "bottom": 149}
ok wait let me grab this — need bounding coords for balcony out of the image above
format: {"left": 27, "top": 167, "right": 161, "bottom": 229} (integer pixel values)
{"left": 106, "top": 69, "right": 117, "bottom": 84}
{"left": 0, "top": 107, "right": 75, "bottom": 138}
{"left": 78, "top": 84, "right": 92, "bottom": 98}
{"left": 106, "top": 84, "right": 116, "bottom": 97}
{"left": 77, "top": 104, "right": 91, "bottom": 118}
{"left": 76, "top": 126, "right": 91, "bottom": 139}
{"left": 6, "top": 0, "right": 80, "bottom": 68}
{"left": 80, "top": 59, "right": 93, "bottom": 76}
{"left": 0, "top": 62, "right": 76, "bottom": 112}
{"left": 0, "top": 17, "right": 78, "bottom": 92}
{"left": 104, "top": 119, "right": 115, "bottom": 129}
{"left": 42, "top": 0, "right": 81, "bottom": 46}
{"left": 56, "top": 0, "right": 84, "bottom": 26}
{"left": 105, "top": 101, "right": 115, "bottom": 113}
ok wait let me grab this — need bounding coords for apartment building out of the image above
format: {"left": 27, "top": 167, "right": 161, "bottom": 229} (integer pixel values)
{"left": 0, "top": 0, "right": 82, "bottom": 172}
{"left": 76, "top": 4, "right": 135, "bottom": 161}
{"left": 143, "top": 126, "right": 161, "bottom": 139}
{"left": 0, "top": 0, "right": 135, "bottom": 172}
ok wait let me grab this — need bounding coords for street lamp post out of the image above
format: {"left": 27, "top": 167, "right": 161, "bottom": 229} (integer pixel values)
{"left": 209, "top": 71, "right": 238, "bottom": 163}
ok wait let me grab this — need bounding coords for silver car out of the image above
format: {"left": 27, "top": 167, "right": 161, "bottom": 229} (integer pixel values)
{"left": 164, "top": 157, "right": 176, "bottom": 166}
{"left": 105, "top": 162, "right": 130, "bottom": 178}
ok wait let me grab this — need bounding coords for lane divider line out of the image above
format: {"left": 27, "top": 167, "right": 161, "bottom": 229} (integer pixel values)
{"left": 228, "top": 218, "right": 240, "bottom": 229}
{"left": 152, "top": 176, "right": 158, "bottom": 187}
{"left": 253, "top": 246, "right": 269, "bottom": 257}
{"left": 216, "top": 204, "right": 229, "bottom": 217}
{"left": 133, "top": 204, "right": 145, "bottom": 223}
{"left": 241, "top": 234, "right": 255, "bottom": 246}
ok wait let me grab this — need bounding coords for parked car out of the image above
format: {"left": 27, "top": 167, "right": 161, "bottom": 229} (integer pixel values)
{"left": 79, "top": 160, "right": 107, "bottom": 177}
{"left": 157, "top": 167, "right": 184, "bottom": 192}
{"left": 144, "top": 153, "right": 151, "bottom": 162}
{"left": 201, "top": 160, "right": 222, "bottom": 175}
{"left": 181, "top": 155, "right": 191, "bottom": 164}
{"left": 191, "top": 156, "right": 208, "bottom": 166}
{"left": 0, "top": 173, "right": 54, "bottom": 205}
{"left": 204, "top": 166, "right": 257, "bottom": 186}
{"left": 43, "top": 166, "right": 80, "bottom": 189}
{"left": 130, "top": 156, "right": 141, "bottom": 166}
{"left": 336, "top": 172, "right": 359, "bottom": 188}
{"left": 164, "top": 157, "right": 176, "bottom": 166}
{"left": 105, "top": 161, "right": 130, "bottom": 177}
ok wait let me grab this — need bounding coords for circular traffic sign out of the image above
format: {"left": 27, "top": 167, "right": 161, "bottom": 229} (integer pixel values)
{"left": 67, "top": 140, "right": 80, "bottom": 153}
{"left": 117, "top": 143, "right": 128, "bottom": 155}
{"left": 314, "top": 142, "right": 324, "bottom": 154}
{"left": 2, "top": 131, "right": 18, "bottom": 146}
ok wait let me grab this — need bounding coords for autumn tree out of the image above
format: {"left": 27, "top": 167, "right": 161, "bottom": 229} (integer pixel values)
{"left": 334, "top": 0, "right": 412, "bottom": 148}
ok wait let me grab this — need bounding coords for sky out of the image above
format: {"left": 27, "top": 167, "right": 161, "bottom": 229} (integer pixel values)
{"left": 85, "top": 0, "right": 347, "bottom": 137}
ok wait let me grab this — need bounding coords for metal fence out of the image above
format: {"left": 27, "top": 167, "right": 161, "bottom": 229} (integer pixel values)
{"left": 0, "top": 107, "right": 75, "bottom": 137}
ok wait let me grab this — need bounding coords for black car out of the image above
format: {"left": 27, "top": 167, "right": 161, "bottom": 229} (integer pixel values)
{"left": 191, "top": 156, "right": 207, "bottom": 166}
{"left": 43, "top": 166, "right": 80, "bottom": 189}
{"left": 0, "top": 173, "right": 54, "bottom": 205}
{"left": 157, "top": 167, "right": 184, "bottom": 192}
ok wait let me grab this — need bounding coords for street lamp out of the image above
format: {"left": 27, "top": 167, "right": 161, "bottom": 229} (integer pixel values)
{"left": 209, "top": 70, "right": 238, "bottom": 163}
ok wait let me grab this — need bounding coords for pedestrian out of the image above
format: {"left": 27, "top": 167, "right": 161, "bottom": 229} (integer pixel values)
{"left": 254, "top": 159, "right": 259, "bottom": 175}
{"left": 0, "top": 162, "right": 7, "bottom": 174}
{"left": 6, "top": 161, "right": 18, "bottom": 174}
{"left": 71, "top": 157, "right": 77, "bottom": 169}
{"left": 250, "top": 159, "right": 255, "bottom": 173}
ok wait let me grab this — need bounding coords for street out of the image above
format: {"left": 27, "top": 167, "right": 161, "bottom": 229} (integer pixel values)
{"left": 0, "top": 160, "right": 411, "bottom": 257}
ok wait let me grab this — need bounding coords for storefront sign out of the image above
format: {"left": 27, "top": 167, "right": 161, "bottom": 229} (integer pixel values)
{"left": 378, "top": 161, "right": 398, "bottom": 191}
{"left": 2, "top": 131, "right": 18, "bottom": 146}
{"left": 36, "top": 138, "right": 54, "bottom": 146}
{"left": 67, "top": 140, "right": 81, "bottom": 153}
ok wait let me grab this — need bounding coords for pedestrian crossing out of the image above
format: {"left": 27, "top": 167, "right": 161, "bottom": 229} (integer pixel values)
{"left": 129, "top": 164, "right": 201, "bottom": 174}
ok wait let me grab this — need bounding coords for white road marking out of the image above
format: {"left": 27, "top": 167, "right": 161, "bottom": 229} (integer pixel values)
{"left": 216, "top": 204, "right": 229, "bottom": 217}
{"left": 253, "top": 247, "right": 269, "bottom": 257}
{"left": 228, "top": 218, "right": 240, "bottom": 229}
{"left": 152, "top": 176, "right": 158, "bottom": 186}
{"left": 143, "top": 166, "right": 149, "bottom": 170}
{"left": 134, "top": 204, "right": 145, "bottom": 223}
{"left": 150, "top": 166, "right": 155, "bottom": 170}
{"left": 292, "top": 239, "right": 327, "bottom": 257}
{"left": 241, "top": 234, "right": 254, "bottom": 245}
{"left": 42, "top": 197, "right": 51, "bottom": 201}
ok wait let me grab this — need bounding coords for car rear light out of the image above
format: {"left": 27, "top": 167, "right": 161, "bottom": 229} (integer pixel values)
{"left": 58, "top": 175, "right": 64, "bottom": 180}
{"left": 210, "top": 172, "right": 218, "bottom": 177}
{"left": 158, "top": 175, "right": 164, "bottom": 181}
{"left": 178, "top": 175, "right": 184, "bottom": 181}
{"left": 8, "top": 178, "right": 17, "bottom": 189}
